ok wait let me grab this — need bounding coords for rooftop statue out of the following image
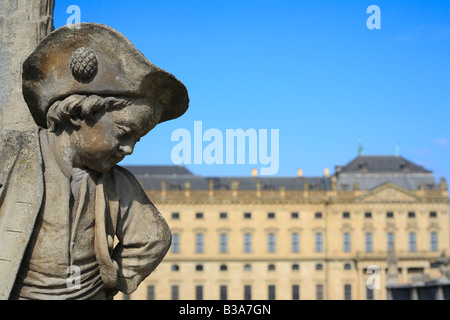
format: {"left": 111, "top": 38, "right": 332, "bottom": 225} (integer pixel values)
{"left": 0, "top": 23, "right": 189, "bottom": 300}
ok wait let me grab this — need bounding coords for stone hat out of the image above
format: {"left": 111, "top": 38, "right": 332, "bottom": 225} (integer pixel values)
{"left": 22, "top": 23, "right": 189, "bottom": 128}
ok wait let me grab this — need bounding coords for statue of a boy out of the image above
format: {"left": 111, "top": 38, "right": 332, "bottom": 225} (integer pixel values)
{"left": 0, "top": 23, "right": 189, "bottom": 300}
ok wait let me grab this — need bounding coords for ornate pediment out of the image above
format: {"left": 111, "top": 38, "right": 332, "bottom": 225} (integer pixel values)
{"left": 357, "top": 183, "right": 420, "bottom": 203}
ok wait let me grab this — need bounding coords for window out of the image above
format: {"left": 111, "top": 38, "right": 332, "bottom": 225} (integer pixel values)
{"left": 220, "top": 264, "right": 228, "bottom": 271}
{"left": 408, "top": 211, "right": 416, "bottom": 218}
{"left": 315, "top": 212, "right": 322, "bottom": 219}
{"left": 147, "top": 285, "right": 155, "bottom": 300}
{"left": 387, "top": 233, "right": 395, "bottom": 251}
{"left": 366, "top": 286, "right": 374, "bottom": 300}
{"left": 195, "top": 264, "right": 203, "bottom": 271}
{"left": 291, "top": 233, "right": 300, "bottom": 253}
{"left": 244, "top": 264, "right": 252, "bottom": 271}
{"left": 195, "top": 233, "right": 204, "bottom": 253}
{"left": 219, "top": 233, "right": 228, "bottom": 253}
{"left": 196, "top": 212, "right": 204, "bottom": 219}
{"left": 343, "top": 263, "right": 351, "bottom": 270}
{"left": 196, "top": 285, "right": 203, "bottom": 300}
{"left": 344, "top": 284, "right": 352, "bottom": 300}
{"left": 171, "top": 212, "right": 180, "bottom": 219}
{"left": 343, "top": 212, "right": 350, "bottom": 219}
{"left": 268, "top": 264, "right": 276, "bottom": 271}
{"left": 292, "top": 263, "right": 300, "bottom": 271}
{"left": 365, "top": 212, "right": 372, "bottom": 219}
{"left": 386, "top": 211, "right": 394, "bottom": 218}
{"left": 267, "top": 233, "right": 276, "bottom": 253}
{"left": 171, "top": 264, "right": 179, "bottom": 271}
{"left": 268, "top": 285, "right": 276, "bottom": 300}
{"left": 244, "top": 212, "right": 251, "bottom": 219}
{"left": 243, "top": 233, "right": 252, "bottom": 253}
{"left": 220, "top": 212, "right": 227, "bottom": 219}
{"left": 430, "top": 211, "right": 437, "bottom": 218}
{"left": 268, "top": 212, "right": 275, "bottom": 219}
{"left": 343, "top": 233, "right": 351, "bottom": 252}
{"left": 430, "top": 232, "right": 438, "bottom": 252}
{"left": 315, "top": 232, "right": 323, "bottom": 253}
{"left": 172, "top": 233, "right": 180, "bottom": 253}
{"left": 365, "top": 233, "right": 373, "bottom": 253}
{"left": 291, "top": 212, "right": 299, "bottom": 219}
{"left": 220, "top": 285, "right": 227, "bottom": 300}
{"left": 292, "top": 285, "right": 300, "bottom": 300}
{"left": 244, "top": 285, "right": 252, "bottom": 300}
{"left": 171, "top": 285, "right": 179, "bottom": 300}
{"left": 315, "top": 263, "right": 323, "bottom": 271}
{"left": 409, "top": 232, "right": 417, "bottom": 252}
{"left": 316, "top": 284, "right": 324, "bottom": 300}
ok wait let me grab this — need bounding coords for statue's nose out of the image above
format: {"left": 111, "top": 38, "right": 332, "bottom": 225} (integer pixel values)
{"left": 119, "top": 144, "right": 134, "bottom": 155}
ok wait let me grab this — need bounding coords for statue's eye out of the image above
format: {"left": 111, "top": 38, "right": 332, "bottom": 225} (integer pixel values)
{"left": 116, "top": 124, "right": 132, "bottom": 135}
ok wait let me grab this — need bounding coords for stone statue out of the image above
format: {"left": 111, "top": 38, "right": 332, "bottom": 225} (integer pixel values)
{"left": 0, "top": 23, "right": 189, "bottom": 300}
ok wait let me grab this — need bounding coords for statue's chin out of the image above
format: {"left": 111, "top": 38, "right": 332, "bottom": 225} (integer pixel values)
{"left": 87, "top": 154, "right": 126, "bottom": 173}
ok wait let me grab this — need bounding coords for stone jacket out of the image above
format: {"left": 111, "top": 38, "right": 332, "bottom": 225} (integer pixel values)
{"left": 0, "top": 129, "right": 171, "bottom": 300}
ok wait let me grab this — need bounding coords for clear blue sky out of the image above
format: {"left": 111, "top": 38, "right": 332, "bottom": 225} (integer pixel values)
{"left": 53, "top": 0, "right": 449, "bottom": 182}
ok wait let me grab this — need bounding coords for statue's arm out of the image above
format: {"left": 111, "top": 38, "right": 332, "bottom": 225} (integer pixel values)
{"left": 111, "top": 167, "right": 171, "bottom": 294}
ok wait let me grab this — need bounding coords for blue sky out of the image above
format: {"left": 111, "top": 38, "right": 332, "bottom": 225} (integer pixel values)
{"left": 54, "top": 0, "right": 449, "bottom": 182}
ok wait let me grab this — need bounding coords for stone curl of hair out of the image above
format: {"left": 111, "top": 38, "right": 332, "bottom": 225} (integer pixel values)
{"left": 46, "top": 94, "right": 132, "bottom": 132}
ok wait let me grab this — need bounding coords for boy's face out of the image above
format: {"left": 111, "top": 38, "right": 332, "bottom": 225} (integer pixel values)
{"left": 74, "top": 98, "right": 162, "bottom": 173}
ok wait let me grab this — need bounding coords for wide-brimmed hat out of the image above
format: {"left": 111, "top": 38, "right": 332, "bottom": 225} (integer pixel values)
{"left": 22, "top": 23, "right": 189, "bottom": 128}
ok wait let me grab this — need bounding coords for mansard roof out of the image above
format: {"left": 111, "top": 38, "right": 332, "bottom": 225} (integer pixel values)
{"left": 122, "top": 155, "right": 439, "bottom": 191}
{"left": 336, "top": 155, "right": 431, "bottom": 173}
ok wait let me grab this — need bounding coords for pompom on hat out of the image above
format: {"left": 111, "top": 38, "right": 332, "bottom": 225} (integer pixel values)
{"left": 22, "top": 23, "right": 189, "bottom": 128}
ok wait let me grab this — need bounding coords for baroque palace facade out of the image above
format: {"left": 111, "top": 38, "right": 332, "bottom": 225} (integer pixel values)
{"left": 119, "top": 155, "right": 449, "bottom": 300}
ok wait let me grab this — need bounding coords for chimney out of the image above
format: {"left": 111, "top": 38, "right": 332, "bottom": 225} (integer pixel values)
{"left": 324, "top": 168, "right": 330, "bottom": 177}
{"left": 184, "top": 180, "right": 191, "bottom": 197}
{"left": 208, "top": 179, "right": 214, "bottom": 198}
{"left": 161, "top": 179, "right": 166, "bottom": 199}
{"left": 297, "top": 169, "right": 303, "bottom": 177}
{"left": 251, "top": 168, "right": 258, "bottom": 177}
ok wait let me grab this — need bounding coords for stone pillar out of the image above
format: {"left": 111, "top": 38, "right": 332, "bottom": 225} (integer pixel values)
{"left": 231, "top": 180, "right": 239, "bottom": 198}
{"left": 184, "top": 180, "right": 191, "bottom": 198}
{"left": 0, "top": 0, "right": 55, "bottom": 131}
{"left": 208, "top": 179, "right": 214, "bottom": 198}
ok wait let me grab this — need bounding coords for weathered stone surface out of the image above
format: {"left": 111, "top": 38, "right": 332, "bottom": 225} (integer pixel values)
{"left": 0, "top": 0, "right": 54, "bottom": 131}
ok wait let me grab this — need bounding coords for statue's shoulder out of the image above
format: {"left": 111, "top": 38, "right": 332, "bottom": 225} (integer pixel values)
{"left": 110, "top": 165, "right": 144, "bottom": 193}
{"left": 105, "top": 165, "right": 151, "bottom": 204}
